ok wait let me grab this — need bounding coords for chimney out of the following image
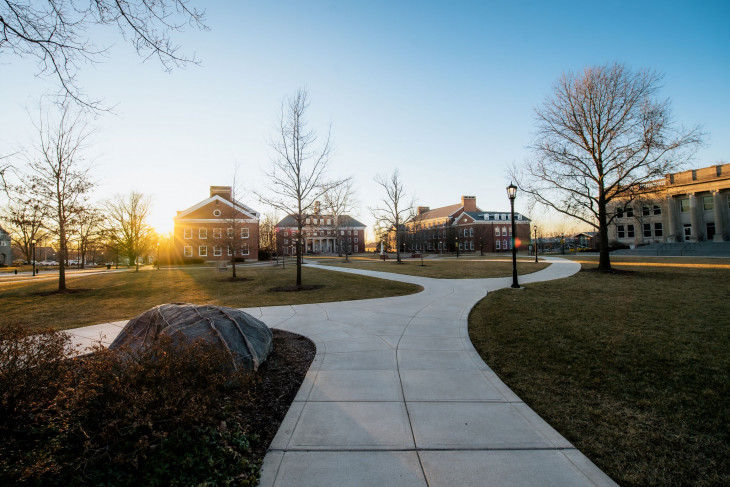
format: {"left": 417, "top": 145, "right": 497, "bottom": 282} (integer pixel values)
{"left": 461, "top": 196, "right": 477, "bottom": 212}
{"left": 210, "top": 186, "right": 232, "bottom": 201}
{"left": 417, "top": 206, "right": 430, "bottom": 215}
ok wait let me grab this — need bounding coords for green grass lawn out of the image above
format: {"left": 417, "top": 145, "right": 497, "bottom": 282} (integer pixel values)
{"left": 469, "top": 262, "right": 729, "bottom": 487}
{"left": 314, "top": 256, "right": 550, "bottom": 279}
{"left": 0, "top": 264, "right": 421, "bottom": 330}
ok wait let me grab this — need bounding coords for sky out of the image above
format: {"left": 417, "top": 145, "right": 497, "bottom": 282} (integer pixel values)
{"left": 2, "top": 0, "right": 729, "bottom": 239}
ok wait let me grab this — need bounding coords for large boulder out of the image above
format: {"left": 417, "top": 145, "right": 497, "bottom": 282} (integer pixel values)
{"left": 109, "top": 303, "right": 273, "bottom": 372}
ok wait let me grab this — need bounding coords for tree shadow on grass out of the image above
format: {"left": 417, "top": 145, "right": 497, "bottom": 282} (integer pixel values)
{"left": 33, "top": 288, "right": 91, "bottom": 296}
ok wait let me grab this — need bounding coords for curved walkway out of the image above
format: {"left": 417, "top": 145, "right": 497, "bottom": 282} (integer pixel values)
{"left": 63, "top": 257, "right": 616, "bottom": 486}
{"left": 249, "top": 258, "right": 616, "bottom": 487}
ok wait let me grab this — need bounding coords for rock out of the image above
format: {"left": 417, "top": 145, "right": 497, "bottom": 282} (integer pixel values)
{"left": 109, "top": 303, "right": 273, "bottom": 372}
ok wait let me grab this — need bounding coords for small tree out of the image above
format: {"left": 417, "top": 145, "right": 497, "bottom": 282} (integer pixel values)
{"left": 256, "top": 88, "right": 347, "bottom": 286}
{"left": 1, "top": 190, "right": 49, "bottom": 262}
{"left": 74, "top": 206, "right": 104, "bottom": 268}
{"left": 371, "top": 170, "right": 414, "bottom": 264}
{"left": 104, "top": 192, "right": 154, "bottom": 271}
{"left": 323, "top": 180, "right": 357, "bottom": 259}
{"left": 512, "top": 63, "right": 702, "bottom": 271}
{"left": 25, "top": 104, "right": 93, "bottom": 291}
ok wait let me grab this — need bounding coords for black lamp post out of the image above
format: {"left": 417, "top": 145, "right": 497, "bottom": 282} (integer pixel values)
{"left": 507, "top": 183, "right": 519, "bottom": 288}
{"left": 455, "top": 236, "right": 459, "bottom": 258}
{"left": 562, "top": 233, "right": 565, "bottom": 255}
{"left": 31, "top": 239, "right": 36, "bottom": 276}
{"left": 534, "top": 226, "right": 538, "bottom": 263}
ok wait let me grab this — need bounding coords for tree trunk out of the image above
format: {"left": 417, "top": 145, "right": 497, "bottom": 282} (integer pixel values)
{"left": 598, "top": 193, "right": 612, "bottom": 271}
{"left": 296, "top": 240, "right": 302, "bottom": 286}
{"left": 58, "top": 230, "right": 67, "bottom": 291}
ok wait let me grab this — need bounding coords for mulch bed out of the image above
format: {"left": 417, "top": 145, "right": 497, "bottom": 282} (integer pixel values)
{"left": 269, "top": 284, "right": 325, "bottom": 292}
{"left": 245, "top": 329, "right": 316, "bottom": 463}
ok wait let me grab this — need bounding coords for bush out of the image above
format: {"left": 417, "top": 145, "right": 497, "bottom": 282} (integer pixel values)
{"left": 0, "top": 325, "right": 260, "bottom": 486}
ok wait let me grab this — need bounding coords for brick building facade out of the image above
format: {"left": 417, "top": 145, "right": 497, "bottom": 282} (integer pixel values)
{"left": 275, "top": 205, "right": 366, "bottom": 255}
{"left": 404, "top": 196, "right": 532, "bottom": 253}
{"left": 173, "top": 186, "right": 260, "bottom": 262}
{"left": 609, "top": 164, "right": 730, "bottom": 245}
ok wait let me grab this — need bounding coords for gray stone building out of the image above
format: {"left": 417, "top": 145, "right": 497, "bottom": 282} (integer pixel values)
{"left": 0, "top": 226, "right": 11, "bottom": 265}
{"left": 609, "top": 164, "right": 730, "bottom": 245}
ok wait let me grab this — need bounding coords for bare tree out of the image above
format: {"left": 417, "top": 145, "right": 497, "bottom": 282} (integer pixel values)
{"left": 323, "top": 179, "right": 357, "bottom": 259}
{"left": 511, "top": 63, "right": 703, "bottom": 271}
{"left": 1, "top": 1, "right": 207, "bottom": 109}
{"left": 104, "top": 192, "right": 154, "bottom": 271}
{"left": 74, "top": 206, "right": 104, "bottom": 268}
{"left": 0, "top": 190, "right": 49, "bottom": 262}
{"left": 258, "top": 211, "right": 278, "bottom": 257}
{"left": 214, "top": 170, "right": 258, "bottom": 279}
{"left": 371, "top": 170, "right": 414, "bottom": 263}
{"left": 24, "top": 104, "right": 93, "bottom": 290}
{"left": 256, "top": 88, "right": 347, "bottom": 286}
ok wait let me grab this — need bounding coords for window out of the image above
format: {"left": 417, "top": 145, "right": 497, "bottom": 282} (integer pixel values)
{"left": 496, "top": 240, "right": 501, "bottom": 250}
{"left": 199, "top": 228, "right": 207, "bottom": 239}
{"left": 213, "top": 228, "right": 222, "bottom": 238}
{"left": 184, "top": 245, "right": 192, "bottom": 257}
{"left": 517, "top": 214, "right": 522, "bottom": 221}
{"left": 228, "top": 247, "right": 233, "bottom": 256}
{"left": 618, "top": 225, "right": 625, "bottom": 238}
{"left": 347, "top": 230, "right": 351, "bottom": 235}
{"left": 642, "top": 206, "right": 651, "bottom": 216}
{"left": 643, "top": 223, "right": 652, "bottom": 238}
{"left": 654, "top": 223, "right": 663, "bottom": 237}
{"left": 284, "top": 239, "right": 289, "bottom": 244}
{"left": 347, "top": 238, "right": 351, "bottom": 243}
{"left": 503, "top": 239, "right": 508, "bottom": 249}
{"left": 354, "top": 245, "right": 359, "bottom": 252}
{"left": 653, "top": 205, "right": 662, "bottom": 215}
{"left": 502, "top": 227, "right": 507, "bottom": 236}
{"left": 625, "top": 207, "right": 634, "bottom": 218}
{"left": 327, "top": 218, "right": 332, "bottom": 225}
{"left": 354, "top": 238, "right": 358, "bottom": 243}
{"left": 199, "top": 246, "right": 207, "bottom": 257}
{"left": 227, "top": 228, "right": 234, "bottom": 238}
{"left": 463, "top": 228, "right": 468, "bottom": 237}
{"left": 241, "top": 228, "right": 249, "bottom": 239}
{"left": 319, "top": 218, "right": 324, "bottom": 225}
{"left": 305, "top": 218, "right": 310, "bottom": 224}
{"left": 469, "top": 228, "right": 474, "bottom": 237}
{"left": 495, "top": 227, "right": 500, "bottom": 236}
{"left": 703, "top": 196, "right": 714, "bottom": 211}
{"left": 616, "top": 207, "right": 624, "bottom": 218}
{"left": 680, "top": 198, "right": 690, "bottom": 213}
{"left": 627, "top": 225, "right": 635, "bottom": 238}
{"left": 241, "top": 243, "right": 249, "bottom": 255}
{"left": 470, "top": 241, "right": 474, "bottom": 250}
{"left": 213, "top": 209, "right": 221, "bottom": 217}
{"left": 184, "top": 228, "right": 192, "bottom": 239}
{"left": 213, "top": 246, "right": 222, "bottom": 256}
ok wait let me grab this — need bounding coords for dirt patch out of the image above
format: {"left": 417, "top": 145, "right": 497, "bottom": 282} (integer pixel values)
{"left": 269, "top": 284, "right": 325, "bottom": 292}
{"left": 246, "top": 329, "right": 315, "bottom": 463}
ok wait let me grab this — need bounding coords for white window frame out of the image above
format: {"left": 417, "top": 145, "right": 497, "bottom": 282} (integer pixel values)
{"left": 184, "top": 228, "right": 192, "bottom": 239}
{"left": 213, "top": 228, "right": 222, "bottom": 238}
{"left": 680, "top": 199, "right": 690, "bottom": 213}
{"left": 241, "top": 227, "right": 249, "bottom": 239}
{"left": 240, "top": 243, "right": 249, "bottom": 255}
{"left": 213, "top": 246, "right": 222, "bottom": 256}
{"left": 213, "top": 209, "right": 221, "bottom": 217}
{"left": 199, "top": 246, "right": 207, "bottom": 257}
{"left": 227, "top": 228, "right": 234, "bottom": 238}
{"left": 496, "top": 240, "right": 501, "bottom": 250}
{"left": 199, "top": 228, "right": 207, "bottom": 239}
{"left": 627, "top": 225, "right": 635, "bottom": 238}
{"left": 495, "top": 227, "right": 500, "bottom": 236}
{"left": 618, "top": 225, "right": 625, "bottom": 239}
{"left": 654, "top": 223, "right": 663, "bottom": 237}
{"left": 703, "top": 196, "right": 714, "bottom": 211}
{"left": 183, "top": 245, "right": 192, "bottom": 257}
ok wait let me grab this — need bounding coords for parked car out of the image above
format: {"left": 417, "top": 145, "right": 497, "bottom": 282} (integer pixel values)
{"left": 40, "top": 260, "right": 59, "bottom": 266}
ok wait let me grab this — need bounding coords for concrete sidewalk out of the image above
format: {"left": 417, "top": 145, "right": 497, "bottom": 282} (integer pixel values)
{"left": 64, "top": 257, "right": 617, "bottom": 486}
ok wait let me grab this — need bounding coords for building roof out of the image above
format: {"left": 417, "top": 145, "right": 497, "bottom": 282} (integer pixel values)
{"left": 418, "top": 203, "right": 474, "bottom": 221}
{"left": 276, "top": 214, "right": 366, "bottom": 228}
{"left": 174, "top": 194, "right": 260, "bottom": 220}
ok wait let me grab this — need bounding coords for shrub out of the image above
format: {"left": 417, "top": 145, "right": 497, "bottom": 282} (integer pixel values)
{"left": 0, "top": 328, "right": 260, "bottom": 486}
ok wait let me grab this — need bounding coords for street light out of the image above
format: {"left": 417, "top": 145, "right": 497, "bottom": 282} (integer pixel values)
{"left": 31, "top": 239, "right": 36, "bottom": 276}
{"left": 507, "top": 183, "right": 519, "bottom": 288}
{"left": 534, "top": 225, "right": 538, "bottom": 263}
{"left": 455, "top": 236, "right": 459, "bottom": 258}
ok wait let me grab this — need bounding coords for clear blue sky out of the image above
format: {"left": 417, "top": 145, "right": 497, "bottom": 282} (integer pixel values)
{"left": 2, "top": 0, "right": 729, "bottom": 237}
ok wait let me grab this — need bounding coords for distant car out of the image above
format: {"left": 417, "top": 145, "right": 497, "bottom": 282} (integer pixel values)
{"left": 40, "top": 260, "right": 58, "bottom": 266}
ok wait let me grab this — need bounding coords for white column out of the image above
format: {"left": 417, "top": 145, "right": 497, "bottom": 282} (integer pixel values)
{"left": 689, "top": 193, "right": 700, "bottom": 242}
{"left": 713, "top": 190, "right": 725, "bottom": 241}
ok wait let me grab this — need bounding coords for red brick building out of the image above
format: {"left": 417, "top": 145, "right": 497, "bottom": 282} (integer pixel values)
{"left": 173, "top": 186, "right": 260, "bottom": 262}
{"left": 275, "top": 204, "right": 366, "bottom": 255}
{"left": 405, "top": 196, "right": 532, "bottom": 253}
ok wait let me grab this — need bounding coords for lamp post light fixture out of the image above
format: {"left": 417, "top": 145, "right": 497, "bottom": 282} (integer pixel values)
{"left": 534, "top": 225, "right": 538, "bottom": 263}
{"left": 455, "top": 236, "right": 459, "bottom": 258}
{"left": 31, "top": 239, "right": 36, "bottom": 276}
{"left": 507, "top": 183, "right": 519, "bottom": 288}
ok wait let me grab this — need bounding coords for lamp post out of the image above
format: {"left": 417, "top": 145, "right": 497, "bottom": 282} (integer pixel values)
{"left": 31, "top": 239, "right": 36, "bottom": 276}
{"left": 157, "top": 242, "right": 160, "bottom": 270}
{"left": 534, "top": 226, "right": 538, "bottom": 263}
{"left": 507, "top": 183, "right": 519, "bottom": 288}
{"left": 562, "top": 233, "right": 565, "bottom": 255}
{"left": 455, "top": 236, "right": 459, "bottom": 258}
